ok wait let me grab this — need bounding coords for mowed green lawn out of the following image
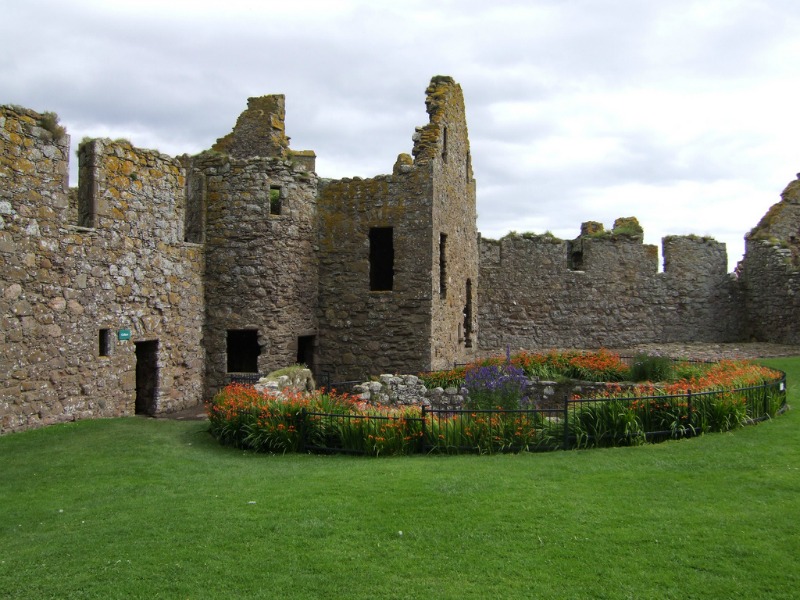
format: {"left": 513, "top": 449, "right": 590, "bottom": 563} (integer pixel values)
{"left": 1, "top": 358, "right": 799, "bottom": 599}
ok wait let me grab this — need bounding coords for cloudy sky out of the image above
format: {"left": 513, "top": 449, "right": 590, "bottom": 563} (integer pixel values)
{"left": 4, "top": 0, "right": 799, "bottom": 271}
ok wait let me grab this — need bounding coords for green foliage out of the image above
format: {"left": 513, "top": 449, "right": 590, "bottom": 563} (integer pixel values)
{"left": 269, "top": 187, "right": 281, "bottom": 213}
{"left": 266, "top": 363, "right": 308, "bottom": 378}
{"left": 630, "top": 353, "right": 674, "bottom": 382}
{"left": 427, "top": 410, "right": 560, "bottom": 454}
{"left": 671, "top": 360, "right": 711, "bottom": 381}
{"left": 38, "top": 111, "right": 66, "bottom": 140}
{"left": 207, "top": 384, "right": 423, "bottom": 456}
{"left": 507, "top": 349, "right": 630, "bottom": 382}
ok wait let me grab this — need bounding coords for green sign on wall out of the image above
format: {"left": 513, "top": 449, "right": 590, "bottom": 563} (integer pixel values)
{"left": 117, "top": 329, "right": 131, "bottom": 341}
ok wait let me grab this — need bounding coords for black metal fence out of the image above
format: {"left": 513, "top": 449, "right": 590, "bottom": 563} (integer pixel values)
{"left": 214, "top": 373, "right": 786, "bottom": 456}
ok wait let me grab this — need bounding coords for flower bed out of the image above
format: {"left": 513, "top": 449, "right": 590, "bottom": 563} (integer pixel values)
{"left": 207, "top": 351, "right": 787, "bottom": 456}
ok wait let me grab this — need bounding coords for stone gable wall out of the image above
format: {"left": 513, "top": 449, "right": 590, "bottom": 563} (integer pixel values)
{"left": 315, "top": 77, "right": 479, "bottom": 383}
{"left": 422, "top": 77, "right": 480, "bottom": 370}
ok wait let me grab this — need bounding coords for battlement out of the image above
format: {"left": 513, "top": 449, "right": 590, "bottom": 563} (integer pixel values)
{"left": 481, "top": 219, "right": 729, "bottom": 280}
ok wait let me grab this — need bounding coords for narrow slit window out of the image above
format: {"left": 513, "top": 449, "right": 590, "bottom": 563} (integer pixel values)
{"left": 441, "top": 126, "right": 448, "bottom": 163}
{"left": 184, "top": 171, "right": 205, "bottom": 243}
{"left": 369, "top": 227, "right": 394, "bottom": 291}
{"left": 77, "top": 143, "right": 97, "bottom": 228}
{"left": 464, "top": 279, "right": 473, "bottom": 348}
{"left": 439, "top": 233, "right": 447, "bottom": 297}
{"left": 269, "top": 186, "right": 282, "bottom": 215}
{"left": 226, "top": 329, "right": 260, "bottom": 373}
{"left": 99, "top": 328, "right": 111, "bottom": 357}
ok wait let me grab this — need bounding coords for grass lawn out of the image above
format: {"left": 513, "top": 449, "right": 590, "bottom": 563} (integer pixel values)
{"left": 1, "top": 358, "right": 799, "bottom": 599}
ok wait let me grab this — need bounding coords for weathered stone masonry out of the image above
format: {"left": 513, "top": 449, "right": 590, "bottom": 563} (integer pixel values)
{"left": 317, "top": 77, "right": 478, "bottom": 381}
{"left": 1, "top": 107, "right": 204, "bottom": 432}
{"left": 2, "top": 75, "right": 800, "bottom": 433}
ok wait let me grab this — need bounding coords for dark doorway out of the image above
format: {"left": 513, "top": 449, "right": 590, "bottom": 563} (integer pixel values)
{"left": 297, "top": 335, "right": 315, "bottom": 372}
{"left": 135, "top": 340, "right": 159, "bottom": 415}
{"left": 227, "top": 329, "right": 260, "bottom": 373}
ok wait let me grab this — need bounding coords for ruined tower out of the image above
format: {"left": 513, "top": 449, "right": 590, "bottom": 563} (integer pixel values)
{"left": 187, "top": 96, "right": 320, "bottom": 396}
{"left": 315, "top": 76, "right": 479, "bottom": 382}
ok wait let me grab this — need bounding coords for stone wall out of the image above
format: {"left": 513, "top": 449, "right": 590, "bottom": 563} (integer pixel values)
{"left": 478, "top": 228, "right": 741, "bottom": 354}
{"left": 317, "top": 167, "right": 435, "bottom": 382}
{"left": 352, "top": 374, "right": 626, "bottom": 411}
{"left": 1, "top": 106, "right": 205, "bottom": 433}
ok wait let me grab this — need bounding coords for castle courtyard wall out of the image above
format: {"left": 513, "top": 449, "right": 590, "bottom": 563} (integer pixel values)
{"left": 1, "top": 106, "right": 205, "bottom": 433}
{"left": 478, "top": 232, "right": 742, "bottom": 353}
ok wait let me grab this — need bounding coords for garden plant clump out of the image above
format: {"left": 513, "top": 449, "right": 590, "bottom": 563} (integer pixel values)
{"left": 207, "top": 350, "right": 786, "bottom": 456}
{"left": 207, "top": 384, "right": 424, "bottom": 456}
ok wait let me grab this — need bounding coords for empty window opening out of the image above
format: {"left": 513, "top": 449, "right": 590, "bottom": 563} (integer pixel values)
{"left": 463, "top": 279, "right": 473, "bottom": 348}
{"left": 227, "top": 329, "right": 260, "bottom": 373}
{"left": 269, "top": 186, "right": 282, "bottom": 215}
{"left": 466, "top": 151, "right": 471, "bottom": 182}
{"left": 441, "top": 126, "right": 448, "bottom": 163}
{"left": 135, "top": 340, "right": 159, "bottom": 416}
{"left": 99, "top": 328, "right": 111, "bottom": 357}
{"left": 184, "top": 171, "right": 206, "bottom": 243}
{"left": 297, "top": 335, "right": 315, "bottom": 373}
{"left": 439, "top": 233, "right": 448, "bottom": 297}
{"left": 567, "top": 241, "right": 584, "bottom": 271}
{"left": 369, "top": 227, "right": 394, "bottom": 291}
{"left": 77, "top": 142, "right": 97, "bottom": 228}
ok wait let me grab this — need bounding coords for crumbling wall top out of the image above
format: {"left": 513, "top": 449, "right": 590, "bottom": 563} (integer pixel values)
{"left": 747, "top": 175, "right": 800, "bottom": 248}
{"left": 411, "top": 75, "right": 462, "bottom": 164}
{"left": 212, "top": 95, "right": 292, "bottom": 160}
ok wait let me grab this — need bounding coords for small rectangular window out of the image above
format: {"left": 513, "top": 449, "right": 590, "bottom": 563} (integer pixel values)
{"left": 269, "top": 186, "right": 282, "bottom": 215}
{"left": 227, "top": 329, "right": 260, "bottom": 373}
{"left": 99, "top": 328, "right": 111, "bottom": 357}
{"left": 369, "top": 227, "right": 394, "bottom": 291}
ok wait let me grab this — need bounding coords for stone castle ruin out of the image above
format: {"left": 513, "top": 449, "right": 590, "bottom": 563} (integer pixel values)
{"left": 2, "top": 75, "right": 799, "bottom": 433}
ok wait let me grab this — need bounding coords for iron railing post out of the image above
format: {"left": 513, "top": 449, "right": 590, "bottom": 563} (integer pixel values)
{"left": 421, "top": 406, "right": 427, "bottom": 453}
{"left": 299, "top": 407, "right": 307, "bottom": 452}
{"left": 688, "top": 390, "right": 694, "bottom": 437}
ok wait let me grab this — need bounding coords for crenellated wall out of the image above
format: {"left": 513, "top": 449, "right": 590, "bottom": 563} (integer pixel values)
{"left": 478, "top": 228, "right": 742, "bottom": 353}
